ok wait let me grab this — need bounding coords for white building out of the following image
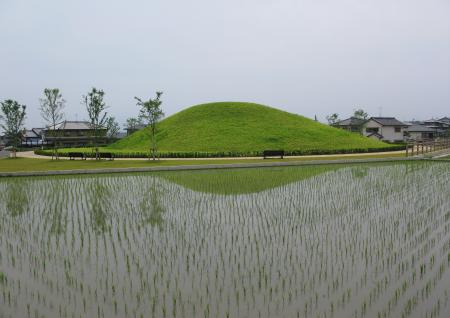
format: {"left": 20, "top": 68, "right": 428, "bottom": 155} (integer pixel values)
{"left": 363, "top": 117, "right": 408, "bottom": 143}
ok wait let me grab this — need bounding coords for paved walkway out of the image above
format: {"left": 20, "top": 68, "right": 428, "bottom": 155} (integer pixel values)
{"left": 16, "top": 150, "right": 407, "bottom": 161}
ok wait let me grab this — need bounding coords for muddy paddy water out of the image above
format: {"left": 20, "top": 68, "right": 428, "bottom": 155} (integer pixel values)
{"left": 0, "top": 162, "right": 449, "bottom": 318}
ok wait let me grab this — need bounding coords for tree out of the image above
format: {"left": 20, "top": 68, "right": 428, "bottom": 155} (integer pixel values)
{"left": 135, "top": 91, "right": 164, "bottom": 160}
{"left": 105, "top": 116, "right": 120, "bottom": 140}
{"left": 353, "top": 108, "right": 369, "bottom": 133}
{"left": 0, "top": 100, "right": 26, "bottom": 158}
{"left": 39, "top": 88, "right": 65, "bottom": 159}
{"left": 82, "top": 88, "right": 108, "bottom": 159}
{"left": 353, "top": 108, "right": 369, "bottom": 120}
{"left": 125, "top": 117, "right": 143, "bottom": 135}
{"left": 326, "top": 113, "right": 340, "bottom": 125}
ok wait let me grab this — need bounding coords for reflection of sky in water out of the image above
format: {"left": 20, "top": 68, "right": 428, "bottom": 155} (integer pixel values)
{"left": 0, "top": 163, "right": 449, "bottom": 318}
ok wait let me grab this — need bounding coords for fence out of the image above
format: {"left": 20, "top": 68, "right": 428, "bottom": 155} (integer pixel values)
{"left": 406, "top": 138, "right": 450, "bottom": 157}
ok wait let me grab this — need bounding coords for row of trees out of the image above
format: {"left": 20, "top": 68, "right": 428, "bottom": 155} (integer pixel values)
{"left": 0, "top": 88, "right": 164, "bottom": 160}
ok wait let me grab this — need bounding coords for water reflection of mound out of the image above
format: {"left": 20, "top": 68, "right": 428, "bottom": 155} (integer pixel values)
{"left": 159, "top": 165, "right": 339, "bottom": 195}
{"left": 158, "top": 162, "right": 430, "bottom": 195}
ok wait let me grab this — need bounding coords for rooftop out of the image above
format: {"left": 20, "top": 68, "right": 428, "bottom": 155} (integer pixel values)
{"left": 406, "top": 125, "right": 437, "bottom": 133}
{"left": 23, "top": 130, "right": 40, "bottom": 138}
{"left": 423, "top": 118, "right": 450, "bottom": 126}
{"left": 335, "top": 117, "right": 366, "bottom": 126}
{"left": 46, "top": 121, "right": 104, "bottom": 130}
{"left": 369, "top": 117, "right": 407, "bottom": 126}
{"left": 32, "top": 128, "right": 44, "bottom": 135}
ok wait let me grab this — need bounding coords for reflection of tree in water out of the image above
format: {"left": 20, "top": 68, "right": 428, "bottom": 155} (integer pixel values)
{"left": 47, "top": 183, "right": 66, "bottom": 236}
{"left": 89, "top": 180, "right": 110, "bottom": 234}
{"left": 139, "top": 177, "right": 165, "bottom": 229}
{"left": 4, "top": 180, "right": 29, "bottom": 217}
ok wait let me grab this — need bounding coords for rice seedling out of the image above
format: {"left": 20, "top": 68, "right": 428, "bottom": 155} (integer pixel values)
{"left": 0, "top": 162, "right": 449, "bottom": 317}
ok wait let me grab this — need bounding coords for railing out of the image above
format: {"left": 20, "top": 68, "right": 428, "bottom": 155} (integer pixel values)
{"left": 406, "top": 138, "right": 450, "bottom": 157}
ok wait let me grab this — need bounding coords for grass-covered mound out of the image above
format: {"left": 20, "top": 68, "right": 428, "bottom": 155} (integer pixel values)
{"left": 109, "top": 102, "right": 398, "bottom": 156}
{"left": 36, "top": 102, "right": 403, "bottom": 158}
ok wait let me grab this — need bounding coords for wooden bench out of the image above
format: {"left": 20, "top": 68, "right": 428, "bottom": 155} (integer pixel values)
{"left": 99, "top": 152, "right": 114, "bottom": 160}
{"left": 69, "top": 152, "right": 86, "bottom": 160}
{"left": 263, "top": 150, "right": 284, "bottom": 159}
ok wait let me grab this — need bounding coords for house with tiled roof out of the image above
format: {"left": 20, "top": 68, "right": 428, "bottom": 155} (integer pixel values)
{"left": 333, "top": 117, "right": 366, "bottom": 133}
{"left": 405, "top": 125, "right": 437, "bottom": 141}
{"left": 363, "top": 117, "right": 408, "bottom": 142}
{"left": 22, "top": 128, "right": 44, "bottom": 146}
{"left": 421, "top": 118, "right": 449, "bottom": 137}
{"left": 43, "top": 120, "right": 107, "bottom": 147}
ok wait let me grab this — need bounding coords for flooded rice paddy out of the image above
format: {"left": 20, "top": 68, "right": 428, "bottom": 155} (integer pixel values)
{"left": 0, "top": 162, "right": 449, "bottom": 318}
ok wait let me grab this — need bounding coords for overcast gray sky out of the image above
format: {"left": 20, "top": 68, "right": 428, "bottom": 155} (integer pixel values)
{"left": 1, "top": 0, "right": 449, "bottom": 129}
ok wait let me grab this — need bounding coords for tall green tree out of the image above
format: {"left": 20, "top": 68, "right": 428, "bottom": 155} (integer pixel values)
{"left": 39, "top": 88, "right": 65, "bottom": 159}
{"left": 82, "top": 88, "right": 108, "bottom": 159}
{"left": 0, "top": 99, "right": 26, "bottom": 158}
{"left": 105, "top": 116, "right": 120, "bottom": 141}
{"left": 135, "top": 91, "right": 164, "bottom": 160}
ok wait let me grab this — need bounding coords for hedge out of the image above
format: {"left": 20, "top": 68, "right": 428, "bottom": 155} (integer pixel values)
{"left": 34, "top": 145, "right": 405, "bottom": 159}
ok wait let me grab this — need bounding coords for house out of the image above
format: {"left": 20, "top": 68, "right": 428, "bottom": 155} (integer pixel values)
{"left": 22, "top": 128, "right": 44, "bottom": 147}
{"left": 363, "top": 117, "right": 408, "bottom": 142}
{"left": 43, "top": 121, "right": 107, "bottom": 147}
{"left": 438, "top": 117, "right": 450, "bottom": 125}
{"left": 421, "top": 118, "right": 449, "bottom": 137}
{"left": 405, "top": 125, "right": 437, "bottom": 141}
{"left": 333, "top": 117, "right": 366, "bottom": 133}
{"left": 423, "top": 118, "right": 450, "bottom": 130}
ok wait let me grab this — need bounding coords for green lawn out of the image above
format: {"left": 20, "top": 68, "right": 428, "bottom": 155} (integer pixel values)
{"left": 0, "top": 153, "right": 406, "bottom": 173}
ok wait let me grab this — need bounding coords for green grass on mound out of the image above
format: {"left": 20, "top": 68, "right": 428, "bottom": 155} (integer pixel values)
{"left": 111, "top": 102, "right": 396, "bottom": 153}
